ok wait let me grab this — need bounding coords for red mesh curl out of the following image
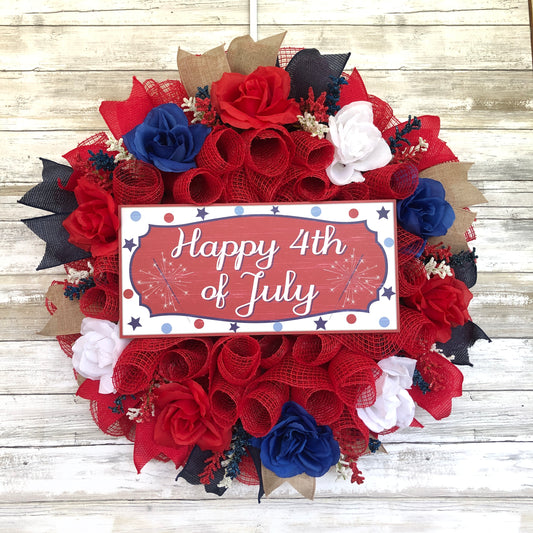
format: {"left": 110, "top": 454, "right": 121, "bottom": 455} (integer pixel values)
{"left": 333, "top": 332, "right": 401, "bottom": 361}
{"left": 332, "top": 181, "right": 369, "bottom": 201}
{"left": 113, "top": 159, "right": 164, "bottom": 205}
{"left": 223, "top": 167, "right": 261, "bottom": 203}
{"left": 291, "top": 386, "right": 344, "bottom": 426}
{"left": 93, "top": 254, "right": 119, "bottom": 293}
{"left": 397, "top": 227, "right": 425, "bottom": 265}
{"left": 290, "top": 131, "right": 334, "bottom": 171}
{"left": 158, "top": 337, "right": 213, "bottom": 382}
{"left": 113, "top": 338, "right": 177, "bottom": 394}
{"left": 239, "top": 379, "right": 289, "bottom": 437}
{"left": 257, "top": 335, "right": 292, "bottom": 369}
{"left": 247, "top": 169, "right": 293, "bottom": 202}
{"left": 292, "top": 168, "right": 337, "bottom": 201}
{"left": 365, "top": 163, "right": 419, "bottom": 200}
{"left": 465, "top": 224, "right": 476, "bottom": 242}
{"left": 241, "top": 125, "right": 295, "bottom": 177}
{"left": 209, "top": 373, "right": 244, "bottom": 426}
{"left": 398, "top": 306, "right": 437, "bottom": 357}
{"left": 292, "top": 334, "right": 342, "bottom": 366}
{"left": 328, "top": 349, "right": 382, "bottom": 408}
{"left": 79, "top": 286, "right": 119, "bottom": 322}
{"left": 398, "top": 259, "right": 427, "bottom": 297}
{"left": 331, "top": 409, "right": 369, "bottom": 461}
{"left": 217, "top": 336, "right": 261, "bottom": 386}
{"left": 196, "top": 126, "right": 246, "bottom": 173}
{"left": 172, "top": 167, "right": 223, "bottom": 205}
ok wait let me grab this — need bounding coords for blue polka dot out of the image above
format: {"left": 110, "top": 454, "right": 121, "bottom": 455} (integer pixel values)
{"left": 384, "top": 237, "right": 394, "bottom": 248}
{"left": 311, "top": 206, "right": 322, "bottom": 217}
{"left": 161, "top": 323, "right": 172, "bottom": 334}
{"left": 273, "top": 322, "right": 283, "bottom": 332}
{"left": 379, "top": 317, "right": 390, "bottom": 328}
{"left": 130, "top": 211, "right": 141, "bottom": 222}
{"left": 234, "top": 206, "right": 244, "bottom": 216}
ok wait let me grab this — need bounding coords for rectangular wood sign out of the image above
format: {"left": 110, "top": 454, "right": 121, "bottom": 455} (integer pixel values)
{"left": 120, "top": 202, "right": 398, "bottom": 337}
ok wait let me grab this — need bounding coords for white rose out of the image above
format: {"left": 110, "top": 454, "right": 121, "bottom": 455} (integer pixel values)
{"left": 356, "top": 356, "right": 416, "bottom": 433}
{"left": 72, "top": 317, "right": 130, "bottom": 394}
{"left": 326, "top": 101, "right": 392, "bottom": 185}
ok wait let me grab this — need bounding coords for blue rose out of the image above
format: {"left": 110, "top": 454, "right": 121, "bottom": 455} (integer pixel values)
{"left": 397, "top": 178, "right": 455, "bottom": 239}
{"left": 123, "top": 103, "right": 210, "bottom": 173}
{"left": 252, "top": 402, "right": 340, "bottom": 478}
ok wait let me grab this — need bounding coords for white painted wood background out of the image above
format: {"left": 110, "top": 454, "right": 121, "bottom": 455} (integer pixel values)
{"left": 1, "top": 1, "right": 532, "bottom": 531}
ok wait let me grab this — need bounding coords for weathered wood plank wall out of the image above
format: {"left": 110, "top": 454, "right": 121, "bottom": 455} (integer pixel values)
{"left": 1, "top": 1, "right": 532, "bottom": 531}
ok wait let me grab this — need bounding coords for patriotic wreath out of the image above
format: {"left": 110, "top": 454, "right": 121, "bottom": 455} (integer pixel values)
{"left": 21, "top": 34, "right": 490, "bottom": 499}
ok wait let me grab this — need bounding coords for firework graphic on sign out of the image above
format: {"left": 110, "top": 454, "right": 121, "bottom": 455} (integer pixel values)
{"left": 323, "top": 250, "right": 382, "bottom": 308}
{"left": 136, "top": 252, "right": 193, "bottom": 311}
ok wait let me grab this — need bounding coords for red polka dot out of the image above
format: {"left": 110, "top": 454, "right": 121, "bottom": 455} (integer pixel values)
{"left": 164, "top": 213, "right": 174, "bottom": 223}
{"left": 346, "top": 314, "right": 357, "bottom": 324}
{"left": 349, "top": 209, "right": 359, "bottom": 219}
{"left": 123, "top": 289, "right": 134, "bottom": 299}
{"left": 194, "top": 319, "right": 204, "bottom": 329}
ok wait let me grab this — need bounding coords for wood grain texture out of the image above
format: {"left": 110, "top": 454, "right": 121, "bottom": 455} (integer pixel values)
{"left": 1, "top": 0, "right": 532, "bottom": 530}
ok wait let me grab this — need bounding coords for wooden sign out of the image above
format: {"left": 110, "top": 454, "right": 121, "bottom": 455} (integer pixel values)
{"left": 120, "top": 202, "right": 398, "bottom": 337}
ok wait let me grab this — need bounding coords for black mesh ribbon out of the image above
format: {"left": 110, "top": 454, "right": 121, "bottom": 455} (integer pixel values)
{"left": 437, "top": 320, "right": 491, "bottom": 366}
{"left": 450, "top": 249, "right": 478, "bottom": 289}
{"left": 176, "top": 445, "right": 227, "bottom": 497}
{"left": 20, "top": 158, "right": 90, "bottom": 270}
{"left": 19, "top": 158, "right": 77, "bottom": 213}
{"left": 285, "top": 48, "right": 350, "bottom": 100}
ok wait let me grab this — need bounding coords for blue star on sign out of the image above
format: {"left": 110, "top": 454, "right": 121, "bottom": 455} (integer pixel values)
{"left": 314, "top": 317, "right": 327, "bottom": 330}
{"left": 377, "top": 206, "right": 390, "bottom": 219}
{"left": 123, "top": 238, "right": 136, "bottom": 252}
{"left": 229, "top": 322, "right": 240, "bottom": 333}
{"left": 271, "top": 206, "right": 280, "bottom": 215}
{"left": 196, "top": 207, "right": 209, "bottom": 220}
{"left": 382, "top": 287, "right": 396, "bottom": 300}
{"left": 128, "top": 317, "right": 141, "bottom": 330}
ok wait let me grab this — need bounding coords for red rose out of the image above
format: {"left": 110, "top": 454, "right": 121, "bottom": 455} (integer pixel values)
{"left": 63, "top": 180, "right": 119, "bottom": 256}
{"left": 153, "top": 381, "right": 231, "bottom": 451}
{"left": 211, "top": 66, "right": 300, "bottom": 130}
{"left": 404, "top": 275, "right": 472, "bottom": 343}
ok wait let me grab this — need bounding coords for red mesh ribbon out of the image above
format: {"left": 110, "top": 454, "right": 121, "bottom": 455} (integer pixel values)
{"left": 134, "top": 418, "right": 191, "bottom": 473}
{"left": 209, "top": 372, "right": 244, "bottom": 426}
{"left": 397, "top": 226, "right": 425, "bottom": 264}
{"left": 369, "top": 94, "right": 399, "bottom": 133}
{"left": 113, "top": 338, "right": 177, "bottom": 394}
{"left": 77, "top": 378, "right": 137, "bottom": 440}
{"left": 142, "top": 79, "right": 189, "bottom": 108}
{"left": 217, "top": 336, "right": 262, "bottom": 386}
{"left": 241, "top": 125, "right": 295, "bottom": 177}
{"left": 79, "top": 286, "right": 119, "bottom": 322}
{"left": 330, "top": 408, "right": 369, "bottom": 461}
{"left": 57, "top": 333, "right": 80, "bottom": 358}
{"left": 328, "top": 349, "right": 382, "bottom": 408}
{"left": 236, "top": 453, "right": 260, "bottom": 485}
{"left": 246, "top": 169, "right": 293, "bottom": 202}
{"left": 196, "top": 126, "right": 246, "bottom": 173}
{"left": 79, "top": 253, "right": 120, "bottom": 322}
{"left": 257, "top": 335, "right": 292, "bottom": 369}
{"left": 365, "top": 162, "right": 419, "bottom": 200}
{"left": 409, "top": 351, "right": 463, "bottom": 420}
{"left": 333, "top": 181, "right": 370, "bottom": 201}
{"left": 172, "top": 167, "right": 224, "bottom": 205}
{"left": 290, "top": 131, "right": 335, "bottom": 171}
{"left": 338, "top": 69, "right": 369, "bottom": 108}
{"left": 292, "top": 334, "right": 342, "bottom": 366}
{"left": 223, "top": 167, "right": 261, "bottom": 203}
{"left": 398, "top": 259, "right": 427, "bottom": 297}
{"left": 62, "top": 132, "right": 112, "bottom": 191}
{"left": 113, "top": 159, "right": 164, "bottom": 205}
{"left": 291, "top": 386, "right": 344, "bottom": 426}
{"left": 239, "top": 379, "right": 289, "bottom": 437}
{"left": 291, "top": 167, "right": 337, "bottom": 201}
{"left": 158, "top": 337, "right": 213, "bottom": 381}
